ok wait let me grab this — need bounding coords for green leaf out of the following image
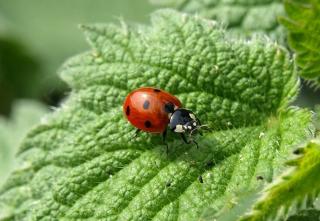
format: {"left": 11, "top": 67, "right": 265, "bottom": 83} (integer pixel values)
{"left": 286, "top": 209, "right": 320, "bottom": 221}
{"left": 239, "top": 139, "right": 320, "bottom": 221}
{"left": 200, "top": 189, "right": 261, "bottom": 221}
{"left": 0, "top": 10, "right": 313, "bottom": 221}
{"left": 279, "top": 0, "right": 320, "bottom": 87}
{"left": 150, "top": 0, "right": 286, "bottom": 43}
{"left": 0, "top": 100, "right": 47, "bottom": 187}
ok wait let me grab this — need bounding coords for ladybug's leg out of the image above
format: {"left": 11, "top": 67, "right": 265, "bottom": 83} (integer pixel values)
{"left": 195, "top": 117, "right": 204, "bottom": 136}
{"left": 162, "top": 129, "right": 169, "bottom": 154}
{"left": 181, "top": 133, "right": 199, "bottom": 149}
{"left": 132, "top": 129, "right": 141, "bottom": 139}
{"left": 193, "top": 139, "right": 199, "bottom": 149}
{"left": 135, "top": 129, "right": 141, "bottom": 136}
{"left": 181, "top": 133, "right": 191, "bottom": 144}
{"left": 196, "top": 117, "right": 202, "bottom": 126}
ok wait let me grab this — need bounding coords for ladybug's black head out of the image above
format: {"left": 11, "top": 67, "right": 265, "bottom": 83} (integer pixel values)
{"left": 168, "top": 108, "right": 201, "bottom": 134}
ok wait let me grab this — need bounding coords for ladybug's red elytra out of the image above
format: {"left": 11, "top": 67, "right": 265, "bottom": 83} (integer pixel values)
{"left": 123, "top": 87, "right": 202, "bottom": 152}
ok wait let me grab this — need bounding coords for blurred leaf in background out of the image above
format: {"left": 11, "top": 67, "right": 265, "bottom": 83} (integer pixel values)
{"left": 0, "top": 14, "right": 42, "bottom": 115}
{"left": 150, "top": 0, "right": 286, "bottom": 43}
{"left": 0, "top": 0, "right": 155, "bottom": 114}
{"left": 0, "top": 37, "right": 41, "bottom": 115}
{"left": 280, "top": 0, "right": 320, "bottom": 88}
{"left": 0, "top": 100, "right": 47, "bottom": 187}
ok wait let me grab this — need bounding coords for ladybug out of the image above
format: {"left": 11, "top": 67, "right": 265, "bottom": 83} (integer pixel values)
{"left": 123, "top": 87, "right": 202, "bottom": 152}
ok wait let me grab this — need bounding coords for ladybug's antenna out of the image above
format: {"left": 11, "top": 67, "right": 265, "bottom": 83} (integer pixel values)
{"left": 189, "top": 124, "right": 211, "bottom": 136}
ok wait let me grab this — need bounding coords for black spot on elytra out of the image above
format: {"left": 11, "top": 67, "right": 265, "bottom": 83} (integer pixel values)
{"left": 164, "top": 102, "right": 174, "bottom": 113}
{"left": 144, "top": 120, "right": 152, "bottom": 128}
{"left": 143, "top": 100, "right": 150, "bottom": 109}
{"left": 154, "top": 89, "right": 161, "bottom": 92}
{"left": 126, "top": 106, "right": 130, "bottom": 116}
{"left": 198, "top": 175, "right": 203, "bottom": 183}
{"left": 166, "top": 181, "right": 171, "bottom": 187}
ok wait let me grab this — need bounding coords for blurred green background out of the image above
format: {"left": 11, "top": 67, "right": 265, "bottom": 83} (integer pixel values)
{"left": 0, "top": 0, "right": 155, "bottom": 115}
{"left": 0, "top": 0, "right": 319, "bottom": 186}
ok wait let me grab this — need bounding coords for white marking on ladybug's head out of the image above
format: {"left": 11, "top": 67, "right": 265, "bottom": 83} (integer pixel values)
{"left": 187, "top": 126, "right": 192, "bottom": 129}
{"left": 174, "top": 125, "right": 185, "bottom": 133}
{"left": 193, "top": 122, "right": 197, "bottom": 126}
{"left": 189, "top": 113, "right": 196, "bottom": 120}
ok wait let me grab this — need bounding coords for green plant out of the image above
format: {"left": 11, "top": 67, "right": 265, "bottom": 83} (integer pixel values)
{"left": 0, "top": 10, "right": 317, "bottom": 221}
{"left": 280, "top": 0, "right": 320, "bottom": 88}
{"left": 151, "top": 0, "right": 286, "bottom": 43}
{"left": 240, "top": 139, "right": 320, "bottom": 221}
